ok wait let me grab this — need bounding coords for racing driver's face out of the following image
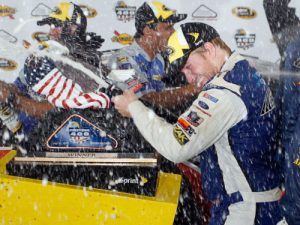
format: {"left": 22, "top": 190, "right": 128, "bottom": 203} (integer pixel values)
{"left": 181, "top": 49, "right": 218, "bottom": 88}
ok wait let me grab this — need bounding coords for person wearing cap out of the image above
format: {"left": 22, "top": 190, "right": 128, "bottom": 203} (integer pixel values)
{"left": 113, "top": 22, "right": 284, "bottom": 225}
{"left": 109, "top": 3, "right": 210, "bottom": 223}
{"left": 108, "top": 1, "right": 199, "bottom": 109}
{"left": 6, "top": 2, "right": 110, "bottom": 137}
{"left": 17, "top": 2, "right": 110, "bottom": 109}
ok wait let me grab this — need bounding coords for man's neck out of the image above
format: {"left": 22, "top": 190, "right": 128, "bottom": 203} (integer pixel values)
{"left": 216, "top": 48, "right": 231, "bottom": 72}
{"left": 136, "top": 37, "right": 157, "bottom": 60}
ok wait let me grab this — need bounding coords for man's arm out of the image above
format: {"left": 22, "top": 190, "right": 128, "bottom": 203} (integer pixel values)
{"left": 0, "top": 80, "right": 54, "bottom": 118}
{"left": 113, "top": 89, "right": 247, "bottom": 163}
{"left": 141, "top": 84, "right": 200, "bottom": 109}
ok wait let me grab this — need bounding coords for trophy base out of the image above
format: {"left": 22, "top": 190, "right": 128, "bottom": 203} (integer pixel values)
{"left": 7, "top": 152, "right": 159, "bottom": 196}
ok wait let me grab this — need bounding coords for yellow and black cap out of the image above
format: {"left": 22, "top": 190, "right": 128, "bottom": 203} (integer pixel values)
{"left": 166, "top": 22, "right": 219, "bottom": 73}
{"left": 37, "top": 2, "right": 87, "bottom": 35}
{"left": 134, "top": 1, "right": 187, "bottom": 38}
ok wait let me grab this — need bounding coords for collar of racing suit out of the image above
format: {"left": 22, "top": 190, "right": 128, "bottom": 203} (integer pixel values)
{"left": 219, "top": 51, "right": 245, "bottom": 77}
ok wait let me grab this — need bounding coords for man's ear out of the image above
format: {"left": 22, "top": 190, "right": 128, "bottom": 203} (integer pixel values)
{"left": 143, "top": 26, "right": 153, "bottom": 36}
{"left": 203, "top": 42, "right": 216, "bottom": 57}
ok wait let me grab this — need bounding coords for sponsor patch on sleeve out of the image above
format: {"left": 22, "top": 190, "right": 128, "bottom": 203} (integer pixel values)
{"left": 177, "top": 117, "right": 195, "bottom": 136}
{"left": 117, "top": 56, "right": 129, "bottom": 63}
{"left": 198, "top": 100, "right": 209, "bottom": 110}
{"left": 173, "top": 124, "right": 190, "bottom": 145}
{"left": 202, "top": 92, "right": 219, "bottom": 103}
{"left": 117, "top": 56, "right": 133, "bottom": 69}
{"left": 185, "top": 111, "right": 204, "bottom": 127}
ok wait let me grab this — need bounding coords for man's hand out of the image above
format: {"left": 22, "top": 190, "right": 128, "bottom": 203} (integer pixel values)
{"left": 112, "top": 90, "right": 138, "bottom": 117}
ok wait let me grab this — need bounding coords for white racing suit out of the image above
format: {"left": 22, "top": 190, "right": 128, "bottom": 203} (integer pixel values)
{"left": 127, "top": 52, "right": 283, "bottom": 225}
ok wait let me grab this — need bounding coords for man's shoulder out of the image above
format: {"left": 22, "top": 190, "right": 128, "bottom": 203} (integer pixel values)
{"left": 107, "top": 45, "right": 143, "bottom": 70}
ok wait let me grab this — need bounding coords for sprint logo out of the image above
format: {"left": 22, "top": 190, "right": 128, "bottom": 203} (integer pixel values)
{"left": 110, "top": 176, "right": 148, "bottom": 186}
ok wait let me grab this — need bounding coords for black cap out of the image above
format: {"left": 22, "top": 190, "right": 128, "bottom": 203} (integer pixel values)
{"left": 134, "top": 1, "right": 187, "bottom": 38}
{"left": 166, "top": 22, "right": 220, "bottom": 74}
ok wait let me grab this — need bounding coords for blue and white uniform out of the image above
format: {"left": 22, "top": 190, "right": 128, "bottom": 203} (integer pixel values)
{"left": 280, "top": 29, "right": 300, "bottom": 225}
{"left": 128, "top": 52, "right": 283, "bottom": 225}
{"left": 108, "top": 41, "right": 166, "bottom": 96}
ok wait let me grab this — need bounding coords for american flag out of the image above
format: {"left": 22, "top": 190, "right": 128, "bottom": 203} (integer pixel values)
{"left": 31, "top": 67, "right": 110, "bottom": 109}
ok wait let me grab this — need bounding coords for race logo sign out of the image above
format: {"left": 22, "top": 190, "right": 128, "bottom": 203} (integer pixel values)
{"left": 31, "top": 3, "right": 53, "bottom": 17}
{"left": 0, "top": 58, "right": 18, "bottom": 71}
{"left": 0, "top": 6, "right": 16, "bottom": 19}
{"left": 31, "top": 3, "right": 97, "bottom": 18}
{"left": 0, "top": 30, "right": 17, "bottom": 43}
{"left": 115, "top": 1, "right": 136, "bottom": 22}
{"left": 232, "top": 7, "right": 257, "bottom": 19}
{"left": 235, "top": 29, "right": 256, "bottom": 50}
{"left": 192, "top": 5, "right": 217, "bottom": 20}
{"left": 111, "top": 30, "right": 133, "bottom": 45}
{"left": 47, "top": 114, "right": 118, "bottom": 149}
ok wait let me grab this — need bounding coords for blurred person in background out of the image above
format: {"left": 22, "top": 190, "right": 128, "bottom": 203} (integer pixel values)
{"left": 264, "top": 0, "right": 300, "bottom": 223}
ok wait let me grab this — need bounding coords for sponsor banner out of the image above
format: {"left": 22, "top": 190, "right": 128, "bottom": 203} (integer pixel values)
{"left": 232, "top": 6, "right": 257, "bottom": 19}
{"left": 0, "top": 6, "right": 16, "bottom": 19}
{"left": 78, "top": 5, "right": 97, "bottom": 18}
{"left": 0, "top": 58, "right": 18, "bottom": 71}
{"left": 111, "top": 30, "right": 133, "bottom": 45}
{"left": 32, "top": 31, "right": 50, "bottom": 48}
{"left": 115, "top": 1, "right": 136, "bottom": 22}
{"left": 235, "top": 29, "right": 256, "bottom": 50}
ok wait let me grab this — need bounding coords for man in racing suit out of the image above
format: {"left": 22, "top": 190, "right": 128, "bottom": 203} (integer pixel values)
{"left": 12, "top": 2, "right": 110, "bottom": 136}
{"left": 113, "top": 22, "right": 284, "bottom": 225}
{"left": 108, "top": 1, "right": 199, "bottom": 110}
{"left": 109, "top": 3, "right": 211, "bottom": 223}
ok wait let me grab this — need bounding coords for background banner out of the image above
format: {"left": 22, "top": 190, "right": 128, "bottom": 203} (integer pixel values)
{"left": 0, "top": 0, "right": 295, "bottom": 83}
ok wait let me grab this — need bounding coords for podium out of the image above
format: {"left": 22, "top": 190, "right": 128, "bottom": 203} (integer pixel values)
{"left": 0, "top": 149, "right": 181, "bottom": 225}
